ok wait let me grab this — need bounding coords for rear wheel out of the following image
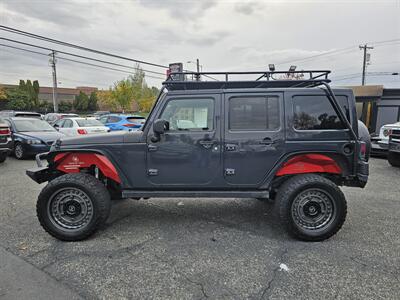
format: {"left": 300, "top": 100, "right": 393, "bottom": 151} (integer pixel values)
{"left": 275, "top": 174, "right": 347, "bottom": 241}
{"left": 388, "top": 152, "right": 400, "bottom": 167}
{"left": 37, "top": 173, "right": 111, "bottom": 241}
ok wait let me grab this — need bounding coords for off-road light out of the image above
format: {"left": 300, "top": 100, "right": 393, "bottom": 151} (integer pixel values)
{"left": 269, "top": 64, "right": 275, "bottom": 71}
{"left": 289, "top": 65, "right": 297, "bottom": 72}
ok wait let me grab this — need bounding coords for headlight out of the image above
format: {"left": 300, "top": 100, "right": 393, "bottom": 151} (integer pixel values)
{"left": 383, "top": 129, "right": 392, "bottom": 137}
{"left": 26, "top": 139, "right": 42, "bottom": 144}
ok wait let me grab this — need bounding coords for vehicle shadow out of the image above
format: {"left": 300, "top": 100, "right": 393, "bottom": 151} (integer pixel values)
{"left": 104, "top": 197, "right": 287, "bottom": 241}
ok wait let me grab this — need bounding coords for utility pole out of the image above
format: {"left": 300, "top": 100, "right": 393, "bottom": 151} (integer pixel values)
{"left": 49, "top": 50, "right": 58, "bottom": 112}
{"left": 359, "top": 44, "right": 374, "bottom": 85}
{"left": 196, "top": 58, "right": 200, "bottom": 81}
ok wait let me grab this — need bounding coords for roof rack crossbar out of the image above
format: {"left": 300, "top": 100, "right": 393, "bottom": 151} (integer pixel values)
{"left": 163, "top": 70, "right": 331, "bottom": 90}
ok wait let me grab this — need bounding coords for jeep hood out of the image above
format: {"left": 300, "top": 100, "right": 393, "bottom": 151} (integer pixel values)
{"left": 57, "top": 130, "right": 143, "bottom": 146}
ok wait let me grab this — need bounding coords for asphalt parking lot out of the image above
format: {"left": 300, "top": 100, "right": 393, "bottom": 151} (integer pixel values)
{"left": 0, "top": 157, "right": 399, "bottom": 299}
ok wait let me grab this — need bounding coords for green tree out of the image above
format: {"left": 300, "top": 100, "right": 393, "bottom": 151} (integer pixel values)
{"left": 6, "top": 88, "right": 31, "bottom": 110}
{"left": 32, "top": 80, "right": 40, "bottom": 108}
{"left": 88, "top": 92, "right": 98, "bottom": 111}
{"left": 111, "top": 79, "right": 134, "bottom": 112}
{"left": 19, "top": 80, "right": 26, "bottom": 90}
{"left": 97, "top": 89, "right": 117, "bottom": 111}
{"left": 73, "top": 91, "right": 89, "bottom": 112}
{"left": 0, "top": 87, "right": 7, "bottom": 101}
{"left": 58, "top": 101, "right": 73, "bottom": 113}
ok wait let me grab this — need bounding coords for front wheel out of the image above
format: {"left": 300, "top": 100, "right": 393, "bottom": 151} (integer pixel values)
{"left": 14, "top": 143, "right": 26, "bottom": 159}
{"left": 388, "top": 152, "right": 400, "bottom": 167}
{"left": 275, "top": 174, "right": 347, "bottom": 242}
{"left": 0, "top": 152, "right": 7, "bottom": 163}
{"left": 36, "top": 173, "right": 111, "bottom": 241}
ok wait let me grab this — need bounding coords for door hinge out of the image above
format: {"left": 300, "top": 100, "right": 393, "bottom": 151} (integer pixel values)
{"left": 148, "top": 144, "right": 158, "bottom": 152}
{"left": 225, "top": 168, "right": 235, "bottom": 176}
{"left": 148, "top": 169, "right": 158, "bottom": 176}
{"left": 225, "top": 144, "right": 236, "bottom": 151}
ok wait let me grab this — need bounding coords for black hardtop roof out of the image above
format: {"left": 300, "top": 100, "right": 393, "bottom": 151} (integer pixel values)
{"left": 164, "top": 87, "right": 353, "bottom": 95}
{"left": 163, "top": 70, "right": 333, "bottom": 91}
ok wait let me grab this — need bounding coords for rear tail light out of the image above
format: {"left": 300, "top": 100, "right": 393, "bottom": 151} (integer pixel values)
{"left": 359, "top": 141, "right": 367, "bottom": 160}
{"left": 0, "top": 128, "right": 10, "bottom": 135}
{"left": 123, "top": 123, "right": 139, "bottom": 128}
{"left": 77, "top": 129, "right": 87, "bottom": 134}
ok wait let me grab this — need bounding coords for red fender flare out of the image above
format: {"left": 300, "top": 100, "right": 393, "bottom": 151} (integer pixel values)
{"left": 275, "top": 154, "right": 341, "bottom": 177}
{"left": 54, "top": 153, "right": 121, "bottom": 183}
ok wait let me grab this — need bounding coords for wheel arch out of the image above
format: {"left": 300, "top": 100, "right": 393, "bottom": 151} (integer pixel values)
{"left": 47, "top": 149, "right": 125, "bottom": 188}
{"left": 261, "top": 152, "right": 351, "bottom": 191}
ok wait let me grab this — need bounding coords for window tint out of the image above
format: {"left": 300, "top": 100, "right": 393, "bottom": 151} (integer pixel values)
{"left": 76, "top": 119, "right": 103, "bottom": 127}
{"left": 54, "top": 119, "right": 64, "bottom": 127}
{"left": 108, "top": 116, "right": 121, "bottom": 123}
{"left": 99, "top": 116, "right": 108, "bottom": 124}
{"left": 292, "top": 95, "right": 345, "bottom": 130}
{"left": 161, "top": 98, "right": 214, "bottom": 131}
{"left": 229, "top": 96, "right": 280, "bottom": 130}
{"left": 336, "top": 95, "right": 350, "bottom": 121}
{"left": 63, "top": 119, "right": 73, "bottom": 128}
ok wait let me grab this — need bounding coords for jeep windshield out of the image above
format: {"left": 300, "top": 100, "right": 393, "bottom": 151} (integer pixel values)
{"left": 14, "top": 119, "right": 56, "bottom": 132}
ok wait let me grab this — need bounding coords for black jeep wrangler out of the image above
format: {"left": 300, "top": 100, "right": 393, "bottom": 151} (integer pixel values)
{"left": 27, "top": 70, "right": 370, "bottom": 242}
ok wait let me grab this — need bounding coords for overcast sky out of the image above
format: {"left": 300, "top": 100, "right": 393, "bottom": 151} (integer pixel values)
{"left": 0, "top": 0, "right": 399, "bottom": 89}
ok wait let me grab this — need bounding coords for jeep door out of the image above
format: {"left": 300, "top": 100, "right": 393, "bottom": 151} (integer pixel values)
{"left": 146, "top": 94, "right": 221, "bottom": 186}
{"left": 223, "top": 93, "right": 285, "bottom": 186}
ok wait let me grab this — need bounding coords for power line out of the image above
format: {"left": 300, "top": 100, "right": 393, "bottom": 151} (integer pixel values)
{"left": 0, "top": 43, "right": 164, "bottom": 80}
{"left": 0, "top": 38, "right": 166, "bottom": 76}
{"left": 276, "top": 46, "right": 357, "bottom": 65}
{"left": 0, "top": 25, "right": 168, "bottom": 69}
{"left": 276, "top": 38, "right": 400, "bottom": 67}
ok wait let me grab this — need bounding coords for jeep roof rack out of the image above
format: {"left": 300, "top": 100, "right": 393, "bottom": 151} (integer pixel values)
{"left": 163, "top": 70, "right": 331, "bottom": 91}
{"left": 162, "top": 69, "right": 358, "bottom": 141}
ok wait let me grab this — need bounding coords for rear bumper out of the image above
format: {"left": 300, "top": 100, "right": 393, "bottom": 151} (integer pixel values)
{"left": 345, "top": 160, "right": 369, "bottom": 188}
{"left": 0, "top": 137, "right": 13, "bottom": 154}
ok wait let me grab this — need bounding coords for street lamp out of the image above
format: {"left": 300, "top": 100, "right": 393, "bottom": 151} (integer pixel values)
{"left": 187, "top": 59, "right": 202, "bottom": 81}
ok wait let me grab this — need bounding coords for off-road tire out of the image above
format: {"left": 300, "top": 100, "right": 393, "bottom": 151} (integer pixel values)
{"left": 14, "top": 142, "right": 25, "bottom": 159}
{"left": 0, "top": 152, "right": 7, "bottom": 163}
{"left": 37, "top": 173, "right": 111, "bottom": 241}
{"left": 275, "top": 174, "right": 347, "bottom": 242}
{"left": 388, "top": 152, "right": 400, "bottom": 167}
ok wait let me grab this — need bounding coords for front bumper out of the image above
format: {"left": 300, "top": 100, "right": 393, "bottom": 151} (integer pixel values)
{"left": 26, "top": 167, "right": 52, "bottom": 184}
{"left": 389, "top": 139, "right": 400, "bottom": 154}
{"left": 371, "top": 140, "right": 388, "bottom": 156}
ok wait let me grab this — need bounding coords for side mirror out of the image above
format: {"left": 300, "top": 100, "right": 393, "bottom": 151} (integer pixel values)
{"left": 54, "top": 124, "right": 59, "bottom": 130}
{"left": 151, "top": 119, "right": 169, "bottom": 142}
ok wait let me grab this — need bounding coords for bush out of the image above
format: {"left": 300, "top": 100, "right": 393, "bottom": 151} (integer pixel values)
{"left": 58, "top": 101, "right": 73, "bottom": 113}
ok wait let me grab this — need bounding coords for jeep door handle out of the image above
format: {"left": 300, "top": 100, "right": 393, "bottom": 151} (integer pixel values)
{"left": 199, "top": 140, "right": 214, "bottom": 149}
{"left": 259, "top": 138, "right": 274, "bottom": 145}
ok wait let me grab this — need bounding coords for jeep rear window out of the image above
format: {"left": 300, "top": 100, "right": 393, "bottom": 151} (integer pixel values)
{"left": 229, "top": 96, "right": 280, "bottom": 131}
{"left": 292, "top": 95, "right": 346, "bottom": 130}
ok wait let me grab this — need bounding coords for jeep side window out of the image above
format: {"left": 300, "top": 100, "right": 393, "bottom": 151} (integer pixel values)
{"left": 160, "top": 98, "right": 214, "bottom": 131}
{"left": 292, "top": 95, "right": 346, "bottom": 130}
{"left": 229, "top": 96, "right": 280, "bottom": 131}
